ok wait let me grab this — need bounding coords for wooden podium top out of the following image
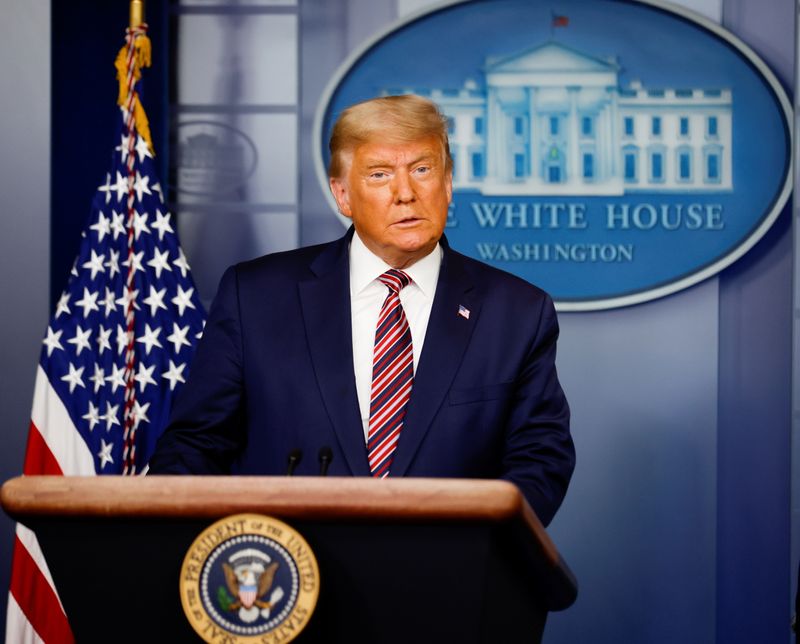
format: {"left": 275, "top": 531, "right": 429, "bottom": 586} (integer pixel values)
{"left": 1, "top": 475, "right": 560, "bottom": 566}
{"left": 3, "top": 476, "right": 578, "bottom": 633}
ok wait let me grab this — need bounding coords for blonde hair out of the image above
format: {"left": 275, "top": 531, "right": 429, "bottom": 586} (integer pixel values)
{"left": 328, "top": 94, "right": 453, "bottom": 178}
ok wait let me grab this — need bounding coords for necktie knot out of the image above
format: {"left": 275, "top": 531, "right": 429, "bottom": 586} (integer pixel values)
{"left": 378, "top": 269, "right": 411, "bottom": 294}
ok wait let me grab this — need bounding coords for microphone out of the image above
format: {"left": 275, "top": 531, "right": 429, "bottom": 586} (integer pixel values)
{"left": 318, "top": 446, "right": 333, "bottom": 476}
{"left": 286, "top": 449, "right": 302, "bottom": 476}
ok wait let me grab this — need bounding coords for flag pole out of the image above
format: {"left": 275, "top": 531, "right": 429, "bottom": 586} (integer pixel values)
{"left": 130, "top": 0, "right": 144, "bottom": 29}
{"left": 122, "top": 0, "right": 148, "bottom": 473}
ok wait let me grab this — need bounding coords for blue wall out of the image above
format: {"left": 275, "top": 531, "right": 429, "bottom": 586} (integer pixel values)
{"left": 718, "top": 2, "right": 795, "bottom": 641}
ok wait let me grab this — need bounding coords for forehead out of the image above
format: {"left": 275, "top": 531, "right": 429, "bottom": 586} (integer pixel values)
{"left": 350, "top": 135, "right": 443, "bottom": 167}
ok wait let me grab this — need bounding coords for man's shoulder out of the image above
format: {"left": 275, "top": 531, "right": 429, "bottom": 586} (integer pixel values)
{"left": 229, "top": 235, "right": 347, "bottom": 286}
{"left": 446, "top": 244, "right": 552, "bottom": 304}
{"left": 237, "top": 243, "right": 323, "bottom": 274}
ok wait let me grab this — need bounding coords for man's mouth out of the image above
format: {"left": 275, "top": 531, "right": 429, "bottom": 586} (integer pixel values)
{"left": 393, "top": 216, "right": 421, "bottom": 227}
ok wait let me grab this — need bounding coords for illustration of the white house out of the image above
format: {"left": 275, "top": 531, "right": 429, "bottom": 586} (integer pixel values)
{"left": 386, "top": 42, "right": 732, "bottom": 196}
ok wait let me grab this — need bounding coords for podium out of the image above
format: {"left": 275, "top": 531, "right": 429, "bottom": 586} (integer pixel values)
{"left": 1, "top": 476, "right": 576, "bottom": 643}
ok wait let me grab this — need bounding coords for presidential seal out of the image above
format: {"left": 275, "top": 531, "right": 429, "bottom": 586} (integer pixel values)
{"left": 180, "top": 514, "right": 320, "bottom": 643}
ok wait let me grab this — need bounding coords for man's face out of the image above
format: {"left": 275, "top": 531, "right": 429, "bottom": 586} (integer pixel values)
{"left": 329, "top": 135, "right": 452, "bottom": 269}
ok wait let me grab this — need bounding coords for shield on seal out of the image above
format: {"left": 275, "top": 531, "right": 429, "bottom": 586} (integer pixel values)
{"left": 239, "top": 584, "right": 257, "bottom": 609}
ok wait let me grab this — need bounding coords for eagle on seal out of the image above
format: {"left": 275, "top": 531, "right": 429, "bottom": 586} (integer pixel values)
{"left": 223, "top": 560, "right": 279, "bottom": 611}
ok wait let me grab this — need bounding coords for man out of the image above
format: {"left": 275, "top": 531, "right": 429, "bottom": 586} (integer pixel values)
{"left": 149, "top": 94, "right": 574, "bottom": 526}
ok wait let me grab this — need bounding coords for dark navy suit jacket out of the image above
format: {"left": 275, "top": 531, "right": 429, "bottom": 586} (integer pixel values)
{"left": 149, "top": 230, "right": 574, "bottom": 526}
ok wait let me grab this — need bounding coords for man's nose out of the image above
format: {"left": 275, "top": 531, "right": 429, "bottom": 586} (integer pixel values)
{"left": 392, "top": 171, "right": 415, "bottom": 203}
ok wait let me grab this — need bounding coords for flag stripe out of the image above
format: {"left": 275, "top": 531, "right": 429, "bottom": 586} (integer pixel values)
{"left": 29, "top": 366, "right": 95, "bottom": 475}
{"left": 14, "top": 526, "right": 59, "bottom": 599}
{"left": 23, "top": 421, "right": 62, "bottom": 477}
{"left": 5, "top": 595, "right": 45, "bottom": 644}
{"left": 9, "top": 534, "right": 73, "bottom": 644}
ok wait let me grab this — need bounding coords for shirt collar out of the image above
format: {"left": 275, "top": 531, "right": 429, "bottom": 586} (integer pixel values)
{"left": 349, "top": 230, "right": 442, "bottom": 297}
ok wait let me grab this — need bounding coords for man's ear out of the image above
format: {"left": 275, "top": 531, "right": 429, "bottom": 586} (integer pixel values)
{"left": 445, "top": 169, "right": 453, "bottom": 204}
{"left": 329, "top": 177, "right": 352, "bottom": 218}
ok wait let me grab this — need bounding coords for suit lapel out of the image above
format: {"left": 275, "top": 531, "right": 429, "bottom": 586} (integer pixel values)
{"left": 298, "top": 230, "right": 370, "bottom": 476}
{"left": 389, "top": 244, "right": 480, "bottom": 477}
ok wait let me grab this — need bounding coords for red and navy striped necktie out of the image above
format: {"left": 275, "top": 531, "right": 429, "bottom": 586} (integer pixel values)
{"left": 367, "top": 269, "right": 413, "bottom": 478}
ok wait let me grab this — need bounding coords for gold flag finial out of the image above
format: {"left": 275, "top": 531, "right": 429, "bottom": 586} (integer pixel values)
{"left": 116, "top": 0, "right": 154, "bottom": 155}
{"left": 130, "top": 0, "right": 144, "bottom": 29}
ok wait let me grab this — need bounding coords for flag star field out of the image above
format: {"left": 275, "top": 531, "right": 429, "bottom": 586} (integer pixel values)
{"left": 41, "top": 114, "right": 206, "bottom": 474}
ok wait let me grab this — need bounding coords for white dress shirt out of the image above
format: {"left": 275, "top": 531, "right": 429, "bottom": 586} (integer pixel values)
{"left": 349, "top": 231, "right": 442, "bottom": 441}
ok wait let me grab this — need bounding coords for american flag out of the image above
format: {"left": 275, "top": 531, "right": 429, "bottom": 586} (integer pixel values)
{"left": 6, "top": 25, "right": 205, "bottom": 643}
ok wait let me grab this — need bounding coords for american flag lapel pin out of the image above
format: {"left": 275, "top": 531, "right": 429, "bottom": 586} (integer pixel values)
{"left": 458, "top": 304, "right": 470, "bottom": 320}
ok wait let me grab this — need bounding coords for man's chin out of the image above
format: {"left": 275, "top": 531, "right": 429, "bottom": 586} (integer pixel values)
{"left": 388, "top": 237, "right": 438, "bottom": 266}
